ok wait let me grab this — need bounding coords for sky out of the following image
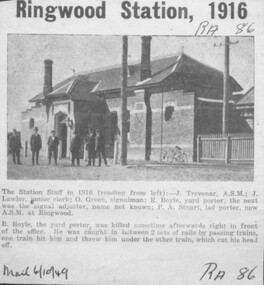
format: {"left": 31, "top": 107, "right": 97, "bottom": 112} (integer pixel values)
{"left": 7, "top": 35, "right": 254, "bottom": 131}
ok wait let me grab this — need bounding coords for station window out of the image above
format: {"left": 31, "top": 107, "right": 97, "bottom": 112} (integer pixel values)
{"left": 29, "top": 118, "right": 35, "bottom": 129}
{"left": 165, "top": 106, "right": 174, "bottom": 121}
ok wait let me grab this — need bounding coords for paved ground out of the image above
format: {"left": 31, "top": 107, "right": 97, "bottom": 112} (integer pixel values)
{"left": 7, "top": 155, "right": 254, "bottom": 181}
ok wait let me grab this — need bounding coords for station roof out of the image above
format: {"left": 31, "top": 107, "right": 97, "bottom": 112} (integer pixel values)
{"left": 235, "top": 86, "right": 254, "bottom": 106}
{"left": 29, "top": 53, "right": 242, "bottom": 103}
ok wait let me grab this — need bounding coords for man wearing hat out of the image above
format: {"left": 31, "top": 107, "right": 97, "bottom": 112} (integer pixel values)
{"left": 85, "top": 128, "right": 96, "bottom": 166}
{"left": 8, "top": 129, "right": 22, "bottom": 165}
{"left": 30, "top": 127, "right": 42, "bottom": 165}
{"left": 48, "top": 130, "right": 59, "bottom": 165}
{"left": 95, "top": 129, "right": 108, "bottom": 167}
{"left": 70, "top": 130, "right": 82, "bottom": 166}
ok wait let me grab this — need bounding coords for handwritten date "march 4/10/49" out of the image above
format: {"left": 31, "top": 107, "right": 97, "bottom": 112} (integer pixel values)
{"left": 3, "top": 264, "right": 68, "bottom": 280}
{"left": 200, "top": 262, "right": 257, "bottom": 281}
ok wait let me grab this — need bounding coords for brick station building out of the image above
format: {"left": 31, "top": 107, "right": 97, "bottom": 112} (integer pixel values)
{"left": 21, "top": 37, "right": 245, "bottom": 162}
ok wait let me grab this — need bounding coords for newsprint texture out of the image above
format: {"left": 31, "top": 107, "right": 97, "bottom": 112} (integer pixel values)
{"left": 0, "top": 0, "right": 264, "bottom": 284}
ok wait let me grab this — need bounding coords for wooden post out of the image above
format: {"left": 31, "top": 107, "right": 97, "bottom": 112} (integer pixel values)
{"left": 225, "top": 135, "right": 231, "bottom": 164}
{"left": 120, "top": 35, "right": 128, "bottom": 166}
{"left": 141, "top": 36, "right": 152, "bottom": 161}
{"left": 159, "top": 85, "right": 164, "bottom": 162}
{"left": 84, "top": 143, "right": 88, "bottom": 162}
{"left": 145, "top": 90, "right": 152, "bottom": 161}
{"left": 223, "top": 36, "right": 230, "bottom": 136}
{"left": 113, "top": 140, "right": 119, "bottom": 165}
{"left": 197, "top": 135, "right": 201, "bottom": 163}
{"left": 25, "top": 141, "right": 28, "bottom": 157}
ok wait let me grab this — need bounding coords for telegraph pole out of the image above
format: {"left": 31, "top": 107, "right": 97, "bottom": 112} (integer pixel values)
{"left": 214, "top": 37, "right": 238, "bottom": 136}
{"left": 222, "top": 36, "right": 230, "bottom": 136}
{"left": 120, "top": 35, "right": 128, "bottom": 165}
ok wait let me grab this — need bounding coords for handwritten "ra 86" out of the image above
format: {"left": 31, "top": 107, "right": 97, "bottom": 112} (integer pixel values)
{"left": 200, "top": 262, "right": 257, "bottom": 281}
{"left": 195, "top": 21, "right": 255, "bottom": 36}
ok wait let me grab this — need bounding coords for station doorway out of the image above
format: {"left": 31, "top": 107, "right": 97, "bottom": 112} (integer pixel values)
{"left": 55, "top": 112, "right": 68, "bottom": 159}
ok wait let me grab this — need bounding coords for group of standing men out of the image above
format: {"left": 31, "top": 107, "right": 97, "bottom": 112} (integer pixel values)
{"left": 8, "top": 127, "right": 108, "bottom": 167}
{"left": 8, "top": 127, "right": 42, "bottom": 165}
{"left": 71, "top": 128, "right": 108, "bottom": 167}
{"left": 9, "top": 127, "right": 44, "bottom": 165}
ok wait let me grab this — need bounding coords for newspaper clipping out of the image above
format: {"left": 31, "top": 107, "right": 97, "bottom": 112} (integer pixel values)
{"left": 0, "top": 0, "right": 263, "bottom": 284}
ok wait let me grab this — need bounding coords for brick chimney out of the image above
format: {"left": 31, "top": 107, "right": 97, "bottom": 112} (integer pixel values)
{"left": 140, "top": 36, "right": 152, "bottom": 81}
{"left": 43, "top": 59, "right": 53, "bottom": 96}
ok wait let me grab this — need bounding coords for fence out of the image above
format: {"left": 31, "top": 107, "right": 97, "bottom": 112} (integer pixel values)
{"left": 197, "top": 133, "right": 254, "bottom": 164}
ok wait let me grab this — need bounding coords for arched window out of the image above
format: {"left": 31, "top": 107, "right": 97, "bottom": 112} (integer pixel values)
{"left": 29, "top": 118, "right": 35, "bottom": 129}
{"left": 165, "top": 106, "right": 174, "bottom": 121}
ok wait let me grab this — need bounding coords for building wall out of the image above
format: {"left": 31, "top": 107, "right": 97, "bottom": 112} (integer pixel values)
{"left": 22, "top": 88, "right": 235, "bottom": 163}
{"left": 106, "top": 90, "right": 195, "bottom": 161}
{"left": 47, "top": 99, "right": 108, "bottom": 159}
{"left": 21, "top": 99, "right": 96, "bottom": 160}
{"left": 21, "top": 97, "right": 112, "bottom": 161}
{"left": 21, "top": 100, "right": 74, "bottom": 159}
{"left": 130, "top": 90, "right": 195, "bottom": 161}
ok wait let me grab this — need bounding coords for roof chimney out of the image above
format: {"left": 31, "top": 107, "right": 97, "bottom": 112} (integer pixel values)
{"left": 43, "top": 59, "right": 53, "bottom": 96}
{"left": 140, "top": 36, "right": 152, "bottom": 81}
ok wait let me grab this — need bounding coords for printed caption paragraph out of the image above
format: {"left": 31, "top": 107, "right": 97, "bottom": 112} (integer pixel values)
{"left": 1, "top": 188, "right": 258, "bottom": 247}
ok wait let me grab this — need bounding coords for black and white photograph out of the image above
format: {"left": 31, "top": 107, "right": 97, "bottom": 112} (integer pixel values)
{"left": 1, "top": 0, "right": 263, "bottom": 284}
{"left": 7, "top": 35, "right": 254, "bottom": 180}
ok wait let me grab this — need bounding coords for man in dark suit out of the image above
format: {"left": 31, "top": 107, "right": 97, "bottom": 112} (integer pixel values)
{"left": 70, "top": 130, "right": 82, "bottom": 166}
{"left": 8, "top": 129, "right": 22, "bottom": 165}
{"left": 85, "top": 129, "right": 96, "bottom": 166}
{"left": 48, "top": 130, "right": 59, "bottom": 165}
{"left": 95, "top": 129, "right": 108, "bottom": 167}
{"left": 30, "top": 127, "right": 42, "bottom": 165}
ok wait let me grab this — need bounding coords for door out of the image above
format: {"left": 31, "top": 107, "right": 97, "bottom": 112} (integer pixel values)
{"left": 55, "top": 112, "right": 68, "bottom": 159}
